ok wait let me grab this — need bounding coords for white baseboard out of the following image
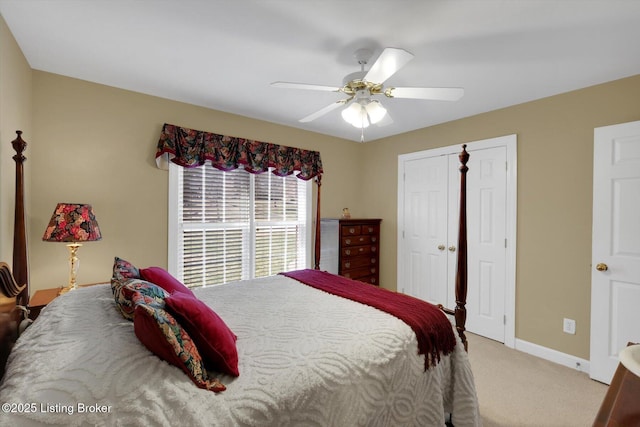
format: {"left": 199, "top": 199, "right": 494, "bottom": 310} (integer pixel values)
{"left": 514, "top": 338, "right": 590, "bottom": 374}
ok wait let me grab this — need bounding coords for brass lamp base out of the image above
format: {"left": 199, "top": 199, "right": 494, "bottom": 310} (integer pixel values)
{"left": 57, "top": 285, "right": 76, "bottom": 296}
{"left": 58, "top": 242, "right": 82, "bottom": 296}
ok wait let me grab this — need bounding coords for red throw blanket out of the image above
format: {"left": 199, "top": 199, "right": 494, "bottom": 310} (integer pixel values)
{"left": 281, "top": 269, "right": 456, "bottom": 370}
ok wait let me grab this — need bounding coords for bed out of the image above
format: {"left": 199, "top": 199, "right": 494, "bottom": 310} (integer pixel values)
{"left": 0, "top": 130, "right": 480, "bottom": 426}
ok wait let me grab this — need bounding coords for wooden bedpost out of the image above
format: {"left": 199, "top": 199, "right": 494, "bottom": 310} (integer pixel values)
{"left": 11, "top": 131, "right": 29, "bottom": 308}
{"left": 455, "top": 144, "right": 469, "bottom": 351}
{"left": 314, "top": 175, "right": 322, "bottom": 270}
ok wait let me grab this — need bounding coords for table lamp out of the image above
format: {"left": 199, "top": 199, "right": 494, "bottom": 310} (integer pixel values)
{"left": 42, "top": 203, "right": 101, "bottom": 295}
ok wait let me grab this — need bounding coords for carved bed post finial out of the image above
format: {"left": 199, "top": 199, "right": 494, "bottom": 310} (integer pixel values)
{"left": 11, "top": 130, "right": 29, "bottom": 307}
{"left": 455, "top": 144, "right": 469, "bottom": 351}
{"left": 12, "top": 130, "right": 27, "bottom": 162}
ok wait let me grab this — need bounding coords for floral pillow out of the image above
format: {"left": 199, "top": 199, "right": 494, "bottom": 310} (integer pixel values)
{"left": 134, "top": 302, "right": 226, "bottom": 392}
{"left": 111, "top": 257, "right": 142, "bottom": 305}
{"left": 111, "top": 256, "right": 140, "bottom": 282}
{"left": 113, "top": 278, "right": 169, "bottom": 321}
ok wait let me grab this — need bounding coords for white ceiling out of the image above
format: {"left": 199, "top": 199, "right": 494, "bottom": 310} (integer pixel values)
{"left": 2, "top": 0, "right": 640, "bottom": 142}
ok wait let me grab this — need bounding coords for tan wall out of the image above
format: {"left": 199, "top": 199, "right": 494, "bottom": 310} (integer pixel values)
{"left": 4, "top": 18, "right": 640, "bottom": 361}
{"left": 0, "top": 16, "right": 32, "bottom": 263}
{"left": 360, "top": 74, "right": 640, "bottom": 359}
{"left": 30, "top": 71, "right": 363, "bottom": 291}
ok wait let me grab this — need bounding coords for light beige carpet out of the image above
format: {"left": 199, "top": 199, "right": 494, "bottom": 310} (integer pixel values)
{"left": 466, "top": 333, "right": 608, "bottom": 427}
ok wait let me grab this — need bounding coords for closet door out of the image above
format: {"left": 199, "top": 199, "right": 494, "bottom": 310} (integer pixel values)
{"left": 401, "top": 152, "right": 464, "bottom": 308}
{"left": 399, "top": 143, "right": 510, "bottom": 343}
{"left": 465, "top": 146, "right": 507, "bottom": 342}
{"left": 401, "top": 155, "right": 449, "bottom": 304}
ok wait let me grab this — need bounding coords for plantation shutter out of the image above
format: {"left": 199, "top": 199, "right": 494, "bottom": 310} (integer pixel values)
{"left": 254, "top": 171, "right": 308, "bottom": 277}
{"left": 179, "top": 168, "right": 251, "bottom": 286}
{"left": 177, "top": 166, "right": 308, "bottom": 287}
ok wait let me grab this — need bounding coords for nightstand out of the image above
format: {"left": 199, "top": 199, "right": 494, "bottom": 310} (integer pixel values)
{"left": 28, "top": 283, "right": 104, "bottom": 320}
{"left": 28, "top": 287, "right": 61, "bottom": 320}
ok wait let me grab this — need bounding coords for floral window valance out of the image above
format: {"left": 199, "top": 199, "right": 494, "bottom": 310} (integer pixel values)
{"left": 155, "top": 123, "right": 323, "bottom": 181}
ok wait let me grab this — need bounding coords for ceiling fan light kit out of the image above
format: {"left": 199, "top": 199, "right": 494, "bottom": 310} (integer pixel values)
{"left": 272, "top": 46, "right": 464, "bottom": 138}
{"left": 341, "top": 98, "right": 387, "bottom": 128}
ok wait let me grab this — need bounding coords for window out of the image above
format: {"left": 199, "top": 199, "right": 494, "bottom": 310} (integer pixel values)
{"left": 169, "top": 163, "right": 311, "bottom": 287}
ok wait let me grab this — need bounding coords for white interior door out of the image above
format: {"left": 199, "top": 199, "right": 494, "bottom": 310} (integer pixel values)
{"left": 590, "top": 120, "right": 640, "bottom": 384}
{"left": 402, "top": 156, "right": 448, "bottom": 303}
{"left": 398, "top": 136, "right": 516, "bottom": 345}
{"left": 464, "top": 146, "right": 507, "bottom": 342}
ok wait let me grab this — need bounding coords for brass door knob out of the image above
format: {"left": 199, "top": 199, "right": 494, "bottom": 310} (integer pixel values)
{"left": 596, "top": 263, "right": 608, "bottom": 272}
{"left": 438, "top": 245, "right": 445, "bottom": 251}
{"left": 449, "top": 246, "right": 456, "bottom": 252}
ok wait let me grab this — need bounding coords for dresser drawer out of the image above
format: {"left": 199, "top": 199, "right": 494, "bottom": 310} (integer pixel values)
{"left": 341, "top": 225, "right": 362, "bottom": 236}
{"left": 342, "top": 235, "right": 372, "bottom": 246}
{"left": 359, "top": 275, "right": 378, "bottom": 286}
{"left": 361, "top": 224, "right": 379, "bottom": 235}
{"left": 342, "top": 245, "right": 375, "bottom": 257}
{"left": 341, "top": 255, "right": 377, "bottom": 271}
{"left": 342, "top": 266, "right": 377, "bottom": 281}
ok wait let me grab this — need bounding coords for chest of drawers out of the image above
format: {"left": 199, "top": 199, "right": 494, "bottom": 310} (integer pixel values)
{"left": 319, "top": 218, "right": 381, "bottom": 286}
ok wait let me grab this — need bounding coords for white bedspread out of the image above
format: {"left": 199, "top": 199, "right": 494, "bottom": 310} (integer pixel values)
{"left": 0, "top": 275, "right": 480, "bottom": 426}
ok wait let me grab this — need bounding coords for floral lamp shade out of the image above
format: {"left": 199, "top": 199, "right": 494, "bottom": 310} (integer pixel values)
{"left": 42, "top": 203, "right": 102, "bottom": 243}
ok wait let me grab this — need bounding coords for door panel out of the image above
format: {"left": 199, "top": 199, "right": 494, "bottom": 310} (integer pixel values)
{"left": 465, "top": 147, "right": 507, "bottom": 342}
{"left": 403, "top": 157, "right": 448, "bottom": 303}
{"left": 591, "top": 120, "right": 640, "bottom": 384}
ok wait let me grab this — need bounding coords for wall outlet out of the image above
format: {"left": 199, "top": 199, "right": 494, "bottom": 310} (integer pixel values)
{"left": 563, "top": 318, "right": 576, "bottom": 335}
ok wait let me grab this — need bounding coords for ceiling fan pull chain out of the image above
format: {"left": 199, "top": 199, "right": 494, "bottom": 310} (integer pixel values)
{"left": 360, "top": 127, "right": 365, "bottom": 143}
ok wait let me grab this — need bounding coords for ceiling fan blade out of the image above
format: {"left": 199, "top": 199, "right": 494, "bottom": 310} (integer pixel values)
{"left": 386, "top": 87, "right": 464, "bottom": 101}
{"left": 271, "top": 81, "right": 341, "bottom": 92}
{"left": 364, "top": 47, "right": 414, "bottom": 84}
{"left": 299, "top": 100, "right": 348, "bottom": 123}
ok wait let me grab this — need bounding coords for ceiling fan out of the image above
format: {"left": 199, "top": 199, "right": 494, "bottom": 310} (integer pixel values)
{"left": 271, "top": 47, "right": 464, "bottom": 130}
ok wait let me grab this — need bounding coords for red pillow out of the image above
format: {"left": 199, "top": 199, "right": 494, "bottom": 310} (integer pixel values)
{"left": 140, "top": 267, "right": 195, "bottom": 297}
{"left": 133, "top": 303, "right": 226, "bottom": 392}
{"left": 164, "top": 292, "right": 239, "bottom": 376}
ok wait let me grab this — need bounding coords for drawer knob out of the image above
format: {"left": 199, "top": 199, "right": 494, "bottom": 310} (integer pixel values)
{"left": 345, "top": 262, "right": 351, "bottom": 268}
{"left": 371, "top": 247, "right": 377, "bottom": 252}
{"left": 371, "top": 259, "right": 376, "bottom": 264}
{"left": 345, "top": 249, "right": 351, "bottom": 255}
{"left": 345, "top": 239, "right": 351, "bottom": 244}
{"left": 349, "top": 227, "right": 356, "bottom": 234}
{"left": 372, "top": 237, "right": 377, "bottom": 242}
